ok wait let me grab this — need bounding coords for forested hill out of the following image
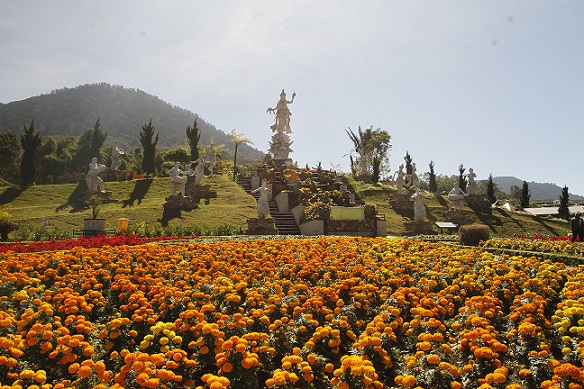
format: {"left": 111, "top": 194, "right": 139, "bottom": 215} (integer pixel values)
{"left": 0, "top": 83, "right": 263, "bottom": 161}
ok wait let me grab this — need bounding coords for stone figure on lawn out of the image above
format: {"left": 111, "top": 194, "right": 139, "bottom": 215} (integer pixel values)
{"left": 448, "top": 183, "right": 466, "bottom": 210}
{"left": 193, "top": 156, "right": 207, "bottom": 186}
{"left": 86, "top": 157, "right": 107, "bottom": 192}
{"left": 395, "top": 165, "right": 406, "bottom": 195}
{"left": 252, "top": 179, "right": 271, "bottom": 219}
{"left": 466, "top": 167, "right": 477, "bottom": 195}
{"left": 110, "top": 146, "right": 124, "bottom": 171}
{"left": 168, "top": 162, "right": 189, "bottom": 196}
{"left": 411, "top": 189, "right": 427, "bottom": 222}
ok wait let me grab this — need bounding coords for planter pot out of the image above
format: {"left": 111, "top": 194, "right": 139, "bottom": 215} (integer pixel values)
{"left": 83, "top": 218, "right": 106, "bottom": 236}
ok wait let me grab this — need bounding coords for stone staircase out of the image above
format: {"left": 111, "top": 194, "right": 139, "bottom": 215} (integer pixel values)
{"left": 238, "top": 177, "right": 301, "bottom": 235}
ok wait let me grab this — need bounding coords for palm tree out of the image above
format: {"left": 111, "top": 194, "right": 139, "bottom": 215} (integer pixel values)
{"left": 229, "top": 129, "right": 253, "bottom": 181}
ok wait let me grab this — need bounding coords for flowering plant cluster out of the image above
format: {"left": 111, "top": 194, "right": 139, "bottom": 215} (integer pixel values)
{"left": 482, "top": 238, "right": 583, "bottom": 257}
{"left": 0, "top": 233, "right": 196, "bottom": 254}
{"left": 1, "top": 237, "right": 584, "bottom": 388}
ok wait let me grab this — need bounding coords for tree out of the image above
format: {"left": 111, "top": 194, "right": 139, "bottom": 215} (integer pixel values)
{"left": 345, "top": 126, "right": 391, "bottom": 181}
{"left": 558, "top": 185, "right": 570, "bottom": 220}
{"left": 89, "top": 118, "right": 107, "bottom": 162}
{"left": 404, "top": 152, "right": 413, "bottom": 176}
{"left": 0, "top": 133, "right": 21, "bottom": 182}
{"left": 229, "top": 129, "right": 253, "bottom": 181}
{"left": 20, "top": 120, "right": 42, "bottom": 188}
{"left": 458, "top": 164, "right": 467, "bottom": 193}
{"left": 140, "top": 119, "right": 159, "bottom": 178}
{"left": 428, "top": 160, "right": 438, "bottom": 193}
{"left": 486, "top": 173, "right": 497, "bottom": 205}
{"left": 370, "top": 131, "right": 392, "bottom": 183}
{"left": 520, "top": 181, "right": 531, "bottom": 209}
{"left": 186, "top": 119, "right": 202, "bottom": 162}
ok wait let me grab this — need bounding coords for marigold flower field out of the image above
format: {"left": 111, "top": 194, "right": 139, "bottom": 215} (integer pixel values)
{"left": 1, "top": 236, "right": 584, "bottom": 389}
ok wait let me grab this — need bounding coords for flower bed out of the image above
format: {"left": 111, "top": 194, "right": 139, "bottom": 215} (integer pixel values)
{"left": 1, "top": 237, "right": 584, "bottom": 388}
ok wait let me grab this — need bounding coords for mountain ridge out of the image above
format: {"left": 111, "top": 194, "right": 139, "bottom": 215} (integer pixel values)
{"left": 491, "top": 176, "right": 584, "bottom": 201}
{"left": 0, "top": 82, "right": 264, "bottom": 162}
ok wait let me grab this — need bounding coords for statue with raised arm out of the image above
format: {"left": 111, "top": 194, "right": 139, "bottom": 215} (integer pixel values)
{"left": 267, "top": 89, "right": 296, "bottom": 134}
{"left": 86, "top": 157, "right": 107, "bottom": 192}
{"left": 168, "top": 161, "right": 189, "bottom": 196}
{"left": 110, "top": 146, "right": 124, "bottom": 171}
{"left": 193, "top": 156, "right": 207, "bottom": 186}
{"left": 252, "top": 179, "right": 271, "bottom": 219}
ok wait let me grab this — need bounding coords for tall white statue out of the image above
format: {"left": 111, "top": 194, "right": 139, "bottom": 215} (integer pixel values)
{"left": 193, "top": 156, "right": 207, "bottom": 186}
{"left": 252, "top": 179, "right": 271, "bottom": 219}
{"left": 86, "top": 157, "right": 107, "bottom": 192}
{"left": 267, "top": 89, "right": 295, "bottom": 161}
{"left": 267, "top": 89, "right": 296, "bottom": 134}
{"left": 410, "top": 162, "right": 419, "bottom": 190}
{"left": 168, "top": 162, "right": 188, "bottom": 196}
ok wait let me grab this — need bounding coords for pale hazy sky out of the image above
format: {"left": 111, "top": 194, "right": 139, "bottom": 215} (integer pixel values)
{"left": 1, "top": 1, "right": 583, "bottom": 195}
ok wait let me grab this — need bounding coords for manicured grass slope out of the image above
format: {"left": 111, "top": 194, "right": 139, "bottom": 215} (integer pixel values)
{"left": 0, "top": 174, "right": 257, "bottom": 234}
{"left": 0, "top": 174, "right": 569, "bottom": 237}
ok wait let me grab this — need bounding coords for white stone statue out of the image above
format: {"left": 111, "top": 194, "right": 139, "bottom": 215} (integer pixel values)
{"left": 86, "top": 157, "right": 107, "bottom": 192}
{"left": 205, "top": 146, "right": 217, "bottom": 175}
{"left": 193, "top": 156, "right": 207, "bottom": 186}
{"left": 267, "top": 89, "right": 296, "bottom": 161}
{"left": 466, "top": 167, "right": 477, "bottom": 195}
{"left": 252, "top": 179, "right": 271, "bottom": 219}
{"left": 110, "top": 146, "right": 124, "bottom": 171}
{"left": 448, "top": 183, "right": 466, "bottom": 210}
{"left": 267, "top": 89, "right": 296, "bottom": 134}
{"left": 411, "top": 189, "right": 427, "bottom": 222}
{"left": 395, "top": 165, "right": 405, "bottom": 195}
{"left": 168, "top": 161, "right": 189, "bottom": 196}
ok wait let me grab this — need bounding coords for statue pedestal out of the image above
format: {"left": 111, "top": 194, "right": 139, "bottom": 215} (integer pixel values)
{"left": 444, "top": 209, "right": 471, "bottom": 227}
{"left": 187, "top": 183, "right": 218, "bottom": 199}
{"left": 247, "top": 218, "right": 278, "bottom": 235}
{"left": 465, "top": 194, "right": 491, "bottom": 210}
{"left": 163, "top": 195, "right": 198, "bottom": 211}
{"left": 390, "top": 194, "right": 412, "bottom": 210}
{"left": 401, "top": 220, "right": 434, "bottom": 236}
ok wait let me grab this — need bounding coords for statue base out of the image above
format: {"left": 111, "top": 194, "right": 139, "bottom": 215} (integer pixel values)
{"left": 401, "top": 220, "right": 435, "bottom": 236}
{"left": 465, "top": 194, "right": 491, "bottom": 210}
{"left": 247, "top": 218, "right": 278, "bottom": 235}
{"left": 164, "top": 195, "right": 198, "bottom": 211}
{"left": 390, "top": 194, "right": 412, "bottom": 210}
{"left": 187, "top": 183, "right": 218, "bottom": 199}
{"left": 444, "top": 209, "right": 471, "bottom": 227}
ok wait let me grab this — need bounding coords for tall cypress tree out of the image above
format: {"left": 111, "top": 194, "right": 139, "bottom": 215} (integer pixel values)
{"left": 558, "top": 186, "right": 570, "bottom": 220}
{"left": 20, "top": 120, "right": 42, "bottom": 188}
{"left": 186, "top": 119, "right": 201, "bottom": 162}
{"left": 458, "top": 164, "right": 467, "bottom": 193}
{"left": 487, "top": 173, "right": 497, "bottom": 204}
{"left": 89, "top": 118, "right": 107, "bottom": 162}
{"left": 428, "top": 160, "right": 438, "bottom": 193}
{"left": 520, "top": 181, "right": 531, "bottom": 209}
{"left": 140, "top": 119, "right": 159, "bottom": 178}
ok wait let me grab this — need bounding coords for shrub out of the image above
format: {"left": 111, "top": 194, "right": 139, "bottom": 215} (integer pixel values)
{"left": 459, "top": 223, "right": 490, "bottom": 246}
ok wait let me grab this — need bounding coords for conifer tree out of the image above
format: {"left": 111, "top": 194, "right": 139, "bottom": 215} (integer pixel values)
{"left": 487, "top": 173, "right": 497, "bottom": 204}
{"left": 140, "top": 119, "right": 159, "bottom": 178}
{"left": 520, "top": 181, "right": 531, "bottom": 209}
{"left": 186, "top": 119, "right": 201, "bottom": 162}
{"left": 20, "top": 120, "right": 42, "bottom": 188}
{"left": 428, "top": 160, "right": 438, "bottom": 193}
{"left": 458, "top": 164, "right": 467, "bottom": 193}
{"left": 558, "top": 185, "right": 570, "bottom": 220}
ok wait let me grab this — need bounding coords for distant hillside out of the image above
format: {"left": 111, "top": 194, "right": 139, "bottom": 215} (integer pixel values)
{"left": 0, "top": 83, "right": 264, "bottom": 162}
{"left": 492, "top": 176, "right": 584, "bottom": 201}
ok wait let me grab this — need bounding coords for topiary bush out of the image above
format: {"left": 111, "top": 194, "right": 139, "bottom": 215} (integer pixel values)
{"left": 459, "top": 224, "right": 490, "bottom": 246}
